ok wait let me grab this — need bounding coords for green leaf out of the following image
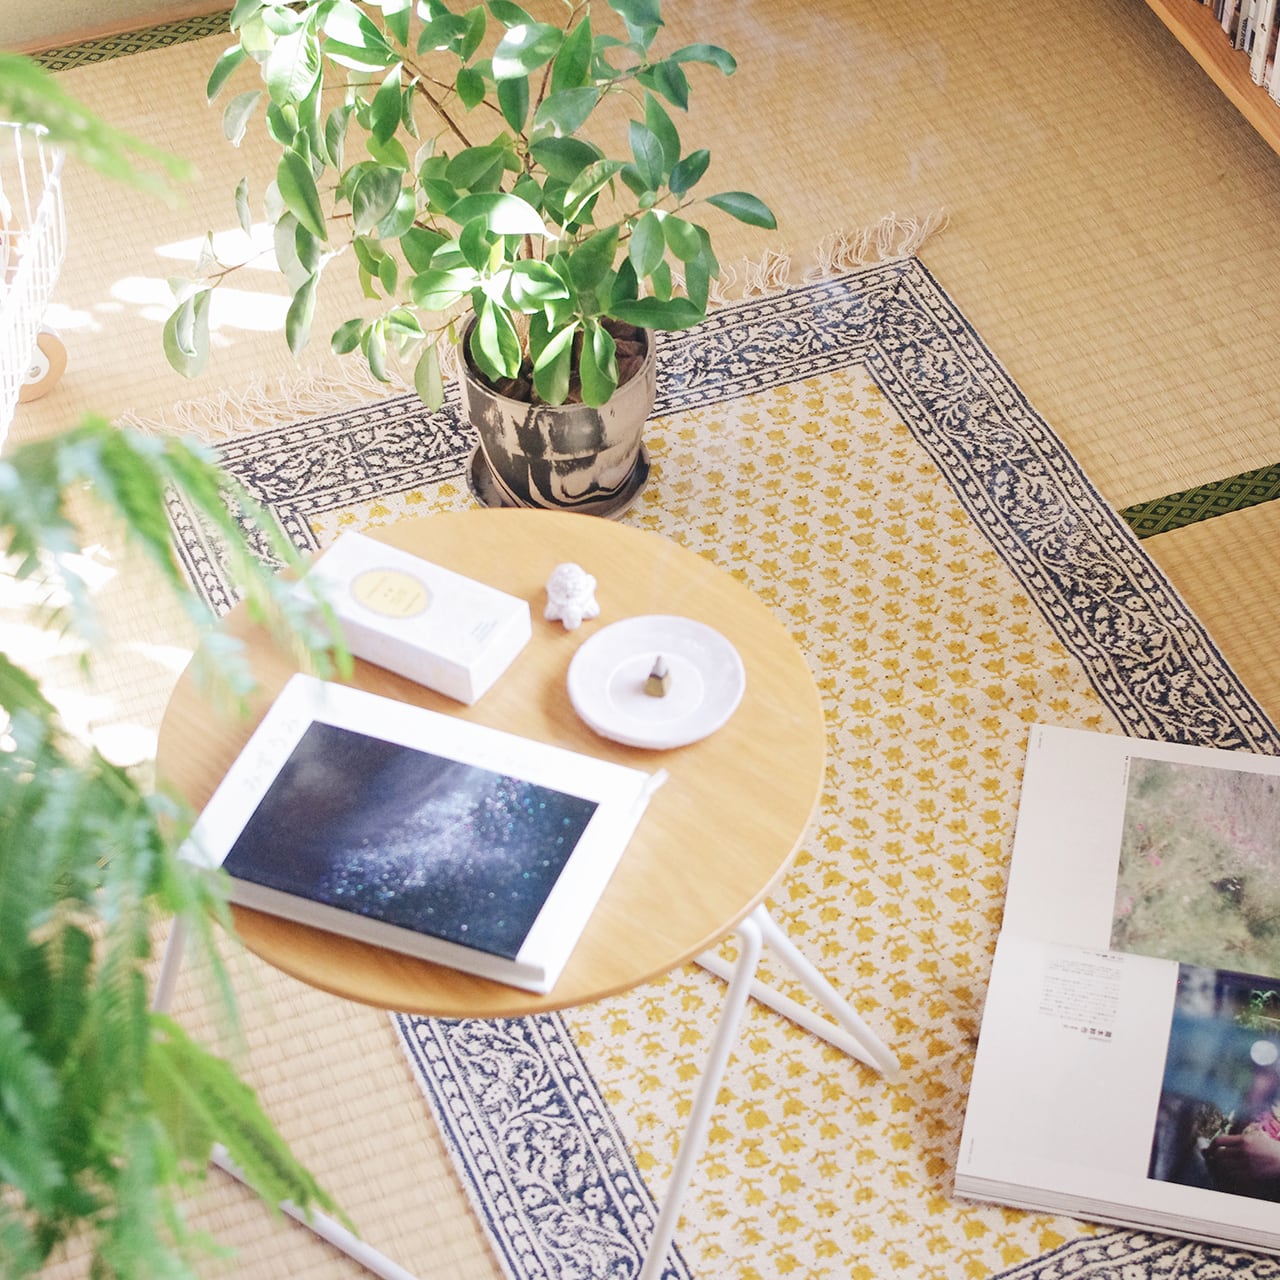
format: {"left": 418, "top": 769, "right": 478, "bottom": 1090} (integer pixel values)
{"left": 706, "top": 190, "right": 777, "bottom": 229}
{"left": 376, "top": 186, "right": 417, "bottom": 239}
{"left": 265, "top": 99, "right": 297, "bottom": 147}
{"left": 492, "top": 21, "right": 561, "bottom": 78}
{"left": 273, "top": 211, "right": 310, "bottom": 289}
{"left": 380, "top": 0, "right": 412, "bottom": 46}
{"left": 366, "top": 132, "right": 410, "bottom": 170}
{"left": 458, "top": 218, "right": 493, "bottom": 272}
{"left": 628, "top": 120, "right": 665, "bottom": 189}
{"left": 609, "top": 294, "right": 704, "bottom": 330}
{"left": 531, "top": 322, "right": 576, "bottom": 403}
{"left": 629, "top": 210, "right": 664, "bottom": 277}
{"left": 162, "top": 288, "right": 212, "bottom": 378}
{"left": 449, "top": 191, "right": 546, "bottom": 235}
{"left": 569, "top": 225, "right": 619, "bottom": 292}
{"left": 222, "top": 90, "right": 261, "bottom": 146}
{"left": 410, "top": 266, "right": 479, "bottom": 309}
{"left": 505, "top": 258, "right": 571, "bottom": 309}
{"left": 644, "top": 93, "right": 680, "bottom": 170}
{"left": 324, "top": 103, "right": 352, "bottom": 170}
{"left": 456, "top": 65, "right": 486, "bottom": 109}
{"left": 148, "top": 1015, "right": 340, "bottom": 1220}
{"left": 533, "top": 86, "right": 600, "bottom": 136}
{"left": 669, "top": 146, "right": 709, "bottom": 195}
{"left": 364, "top": 319, "right": 390, "bottom": 380}
{"left": 234, "top": 176, "right": 252, "bottom": 234}
{"left": 473, "top": 299, "right": 523, "bottom": 380}
{"left": 285, "top": 272, "right": 319, "bottom": 354}
{"left": 229, "top": 0, "right": 264, "bottom": 30}
{"left": 579, "top": 319, "right": 618, "bottom": 407}
{"left": 563, "top": 158, "right": 624, "bottom": 220}
{"left": 644, "top": 58, "right": 689, "bottom": 110}
{"left": 321, "top": 0, "right": 397, "bottom": 70}
{"left": 551, "top": 14, "right": 592, "bottom": 92}
{"left": 350, "top": 164, "right": 402, "bottom": 235}
{"left": 611, "top": 0, "right": 663, "bottom": 44}
{"left": 207, "top": 43, "right": 247, "bottom": 102}
{"left": 370, "top": 64, "right": 405, "bottom": 143}
{"left": 487, "top": 0, "right": 534, "bottom": 28}
{"left": 331, "top": 317, "right": 365, "bottom": 354}
{"left": 529, "top": 135, "right": 602, "bottom": 182}
{"left": 401, "top": 226, "right": 447, "bottom": 272}
{"left": 669, "top": 42, "right": 737, "bottom": 74}
{"left": 496, "top": 75, "right": 529, "bottom": 131}
{"left": 446, "top": 143, "right": 507, "bottom": 191}
{"left": 377, "top": 250, "right": 399, "bottom": 294}
{"left": 265, "top": 27, "right": 322, "bottom": 105}
{"left": 276, "top": 149, "right": 328, "bottom": 240}
{"left": 294, "top": 219, "right": 322, "bottom": 273}
{"left": 414, "top": 343, "right": 445, "bottom": 408}
{"left": 662, "top": 213, "right": 701, "bottom": 262}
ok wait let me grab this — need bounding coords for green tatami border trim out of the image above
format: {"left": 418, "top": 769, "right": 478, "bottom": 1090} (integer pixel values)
{"left": 31, "top": 9, "right": 232, "bottom": 72}
{"left": 1122, "top": 464, "right": 1280, "bottom": 538}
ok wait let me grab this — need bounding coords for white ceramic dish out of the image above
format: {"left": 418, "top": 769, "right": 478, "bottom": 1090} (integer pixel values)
{"left": 567, "top": 615, "right": 746, "bottom": 749}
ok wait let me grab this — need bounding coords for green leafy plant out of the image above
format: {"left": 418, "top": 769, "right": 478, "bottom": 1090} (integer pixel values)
{"left": 0, "top": 418, "right": 349, "bottom": 1277}
{"left": 1, "top": 60, "right": 347, "bottom": 1278}
{"left": 166, "top": 0, "right": 775, "bottom": 407}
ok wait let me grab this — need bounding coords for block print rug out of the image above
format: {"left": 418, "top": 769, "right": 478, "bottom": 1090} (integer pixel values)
{"left": 167, "top": 260, "right": 1280, "bottom": 1280}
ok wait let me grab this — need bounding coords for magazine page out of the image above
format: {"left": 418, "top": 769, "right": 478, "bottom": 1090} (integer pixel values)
{"left": 1002, "top": 723, "right": 1280, "bottom": 974}
{"left": 957, "top": 934, "right": 1280, "bottom": 1250}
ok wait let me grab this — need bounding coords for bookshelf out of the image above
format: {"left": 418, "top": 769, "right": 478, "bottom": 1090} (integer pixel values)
{"left": 1144, "top": 0, "right": 1280, "bottom": 155}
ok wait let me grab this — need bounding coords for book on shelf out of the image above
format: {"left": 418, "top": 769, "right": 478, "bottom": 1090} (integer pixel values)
{"left": 181, "top": 674, "right": 665, "bottom": 995}
{"left": 955, "top": 722, "right": 1280, "bottom": 1254}
{"left": 1251, "top": 0, "right": 1279, "bottom": 82}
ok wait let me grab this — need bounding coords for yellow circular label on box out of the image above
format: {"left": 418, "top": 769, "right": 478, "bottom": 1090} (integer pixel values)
{"left": 351, "top": 568, "right": 431, "bottom": 618}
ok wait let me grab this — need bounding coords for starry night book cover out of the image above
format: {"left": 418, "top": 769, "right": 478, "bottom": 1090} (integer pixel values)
{"left": 223, "top": 720, "right": 600, "bottom": 960}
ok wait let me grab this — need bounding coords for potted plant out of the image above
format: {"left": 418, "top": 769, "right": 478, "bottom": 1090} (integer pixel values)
{"left": 165, "top": 0, "right": 775, "bottom": 512}
{"left": 0, "top": 55, "right": 345, "bottom": 1277}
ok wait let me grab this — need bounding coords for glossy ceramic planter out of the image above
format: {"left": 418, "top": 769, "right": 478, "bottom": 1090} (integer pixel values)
{"left": 459, "top": 326, "right": 655, "bottom": 515}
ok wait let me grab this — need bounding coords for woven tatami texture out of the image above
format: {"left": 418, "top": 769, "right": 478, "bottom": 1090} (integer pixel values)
{"left": 13, "top": 2, "right": 1280, "bottom": 1278}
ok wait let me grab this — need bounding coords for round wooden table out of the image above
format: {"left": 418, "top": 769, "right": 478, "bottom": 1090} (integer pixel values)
{"left": 158, "top": 508, "right": 827, "bottom": 1019}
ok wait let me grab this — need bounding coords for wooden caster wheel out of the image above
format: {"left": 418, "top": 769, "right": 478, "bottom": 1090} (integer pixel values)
{"left": 19, "top": 328, "right": 66, "bottom": 402}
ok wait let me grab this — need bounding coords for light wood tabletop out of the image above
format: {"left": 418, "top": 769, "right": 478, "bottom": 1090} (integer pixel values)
{"left": 157, "top": 509, "right": 827, "bottom": 1018}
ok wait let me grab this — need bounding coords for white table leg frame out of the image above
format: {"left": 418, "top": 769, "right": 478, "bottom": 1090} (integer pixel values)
{"left": 152, "top": 922, "right": 423, "bottom": 1280}
{"left": 638, "top": 904, "right": 900, "bottom": 1280}
{"left": 155, "top": 904, "right": 898, "bottom": 1280}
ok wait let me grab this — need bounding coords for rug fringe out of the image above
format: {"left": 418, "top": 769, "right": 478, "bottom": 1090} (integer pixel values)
{"left": 805, "top": 210, "right": 949, "bottom": 280}
{"left": 118, "top": 361, "right": 417, "bottom": 444}
{"left": 710, "top": 210, "right": 948, "bottom": 305}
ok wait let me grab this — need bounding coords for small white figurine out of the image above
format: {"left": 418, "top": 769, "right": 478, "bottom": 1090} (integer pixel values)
{"left": 544, "top": 562, "right": 600, "bottom": 630}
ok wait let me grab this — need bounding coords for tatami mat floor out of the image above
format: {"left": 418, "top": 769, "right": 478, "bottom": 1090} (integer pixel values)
{"left": 13, "top": 1, "right": 1280, "bottom": 1276}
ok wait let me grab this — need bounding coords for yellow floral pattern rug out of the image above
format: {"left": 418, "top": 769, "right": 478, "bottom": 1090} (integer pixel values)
{"left": 169, "top": 261, "right": 1280, "bottom": 1279}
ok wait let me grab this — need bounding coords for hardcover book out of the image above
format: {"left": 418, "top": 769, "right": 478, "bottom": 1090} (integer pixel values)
{"left": 956, "top": 723, "right": 1280, "bottom": 1254}
{"left": 181, "top": 674, "right": 664, "bottom": 994}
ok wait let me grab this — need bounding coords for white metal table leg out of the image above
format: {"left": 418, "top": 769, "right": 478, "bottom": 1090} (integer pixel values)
{"left": 637, "top": 909, "right": 765, "bottom": 1280}
{"left": 697, "top": 905, "right": 900, "bottom": 1079}
{"left": 150, "top": 919, "right": 425, "bottom": 1280}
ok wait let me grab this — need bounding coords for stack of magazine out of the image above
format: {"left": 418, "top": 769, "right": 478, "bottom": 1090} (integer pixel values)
{"left": 957, "top": 722, "right": 1280, "bottom": 1253}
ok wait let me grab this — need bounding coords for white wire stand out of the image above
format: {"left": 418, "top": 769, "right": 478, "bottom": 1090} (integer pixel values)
{"left": 0, "top": 121, "right": 67, "bottom": 445}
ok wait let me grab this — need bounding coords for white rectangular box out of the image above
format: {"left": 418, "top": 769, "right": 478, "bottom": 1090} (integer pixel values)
{"left": 299, "top": 531, "right": 531, "bottom": 704}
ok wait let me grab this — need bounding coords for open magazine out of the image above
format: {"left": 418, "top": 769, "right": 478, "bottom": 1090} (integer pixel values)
{"left": 955, "top": 722, "right": 1280, "bottom": 1254}
{"left": 181, "top": 674, "right": 664, "bottom": 995}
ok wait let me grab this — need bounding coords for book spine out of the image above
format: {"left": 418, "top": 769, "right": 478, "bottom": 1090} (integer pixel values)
{"left": 1252, "top": 0, "right": 1279, "bottom": 83}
